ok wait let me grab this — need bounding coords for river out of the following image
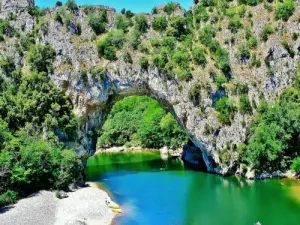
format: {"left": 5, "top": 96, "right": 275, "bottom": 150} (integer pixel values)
{"left": 85, "top": 151, "right": 300, "bottom": 225}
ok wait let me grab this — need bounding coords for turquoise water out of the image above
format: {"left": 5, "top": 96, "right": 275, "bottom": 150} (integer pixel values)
{"left": 85, "top": 151, "right": 300, "bottom": 225}
{"left": 35, "top": 0, "right": 193, "bottom": 12}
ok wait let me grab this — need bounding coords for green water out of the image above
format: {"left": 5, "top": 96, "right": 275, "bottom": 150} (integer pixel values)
{"left": 85, "top": 151, "right": 300, "bottom": 225}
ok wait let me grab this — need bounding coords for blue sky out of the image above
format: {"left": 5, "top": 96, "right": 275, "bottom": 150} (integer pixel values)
{"left": 35, "top": 0, "right": 193, "bottom": 13}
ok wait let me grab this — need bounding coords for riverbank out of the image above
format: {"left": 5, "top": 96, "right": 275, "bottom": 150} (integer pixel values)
{"left": 0, "top": 182, "right": 118, "bottom": 225}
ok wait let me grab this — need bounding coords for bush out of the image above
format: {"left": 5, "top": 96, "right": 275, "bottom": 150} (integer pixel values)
{"left": 215, "top": 75, "right": 227, "bottom": 89}
{"left": 228, "top": 16, "right": 242, "bottom": 33}
{"left": 235, "top": 45, "right": 251, "bottom": 63}
{"left": 135, "top": 15, "right": 148, "bottom": 33}
{"left": 152, "top": 16, "right": 168, "bottom": 32}
{"left": 139, "top": 55, "right": 149, "bottom": 70}
{"left": 174, "top": 67, "right": 192, "bottom": 82}
{"left": 192, "top": 47, "right": 206, "bottom": 66}
{"left": 0, "top": 190, "right": 17, "bottom": 207}
{"left": 26, "top": 43, "right": 56, "bottom": 74}
{"left": 88, "top": 13, "right": 106, "bottom": 35}
{"left": 0, "top": 19, "right": 13, "bottom": 37}
{"left": 216, "top": 97, "right": 236, "bottom": 124}
{"left": 89, "top": 66, "right": 107, "bottom": 82}
{"left": 281, "top": 40, "right": 295, "bottom": 58}
{"left": 260, "top": 25, "right": 273, "bottom": 42}
{"left": 239, "top": 94, "right": 252, "bottom": 114}
{"left": 164, "top": 2, "right": 177, "bottom": 15}
{"left": 65, "top": 0, "right": 78, "bottom": 11}
{"left": 123, "top": 52, "right": 133, "bottom": 64}
{"left": 291, "top": 157, "right": 300, "bottom": 173}
{"left": 0, "top": 56, "right": 15, "bottom": 75}
{"left": 189, "top": 82, "right": 202, "bottom": 106}
{"left": 128, "top": 29, "right": 141, "bottom": 50}
{"left": 275, "top": 0, "right": 295, "bottom": 21}
{"left": 168, "top": 16, "right": 187, "bottom": 38}
{"left": 116, "top": 15, "right": 131, "bottom": 32}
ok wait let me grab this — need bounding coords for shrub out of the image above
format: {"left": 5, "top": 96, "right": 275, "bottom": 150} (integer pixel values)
{"left": 135, "top": 15, "right": 148, "bottom": 33}
{"left": 192, "top": 47, "right": 206, "bottom": 66}
{"left": 291, "top": 157, "right": 300, "bottom": 173}
{"left": 124, "top": 52, "right": 133, "bottom": 64}
{"left": 247, "top": 36, "right": 257, "bottom": 49}
{"left": 106, "top": 29, "right": 125, "bottom": 48}
{"left": 128, "top": 29, "right": 141, "bottom": 50}
{"left": 0, "top": 19, "right": 13, "bottom": 37}
{"left": 89, "top": 66, "right": 107, "bottom": 82}
{"left": 260, "top": 25, "right": 273, "bottom": 42}
{"left": 174, "top": 67, "right": 192, "bottom": 82}
{"left": 194, "top": 6, "right": 209, "bottom": 23}
{"left": 162, "top": 36, "right": 177, "bottom": 50}
{"left": 173, "top": 50, "right": 189, "bottom": 68}
{"left": 239, "top": 94, "right": 252, "bottom": 114}
{"left": 228, "top": 16, "right": 242, "bottom": 33}
{"left": 169, "top": 16, "right": 186, "bottom": 38}
{"left": 65, "top": 0, "right": 78, "bottom": 11}
{"left": 88, "top": 10, "right": 107, "bottom": 35}
{"left": 164, "top": 2, "right": 177, "bottom": 15}
{"left": 215, "top": 75, "right": 227, "bottom": 89}
{"left": 235, "top": 45, "right": 251, "bottom": 63}
{"left": 116, "top": 15, "right": 131, "bottom": 32}
{"left": 0, "top": 56, "right": 15, "bottom": 75}
{"left": 152, "top": 16, "right": 168, "bottom": 32}
{"left": 275, "top": 0, "right": 295, "bottom": 21}
{"left": 139, "top": 55, "right": 149, "bottom": 70}
{"left": 281, "top": 40, "right": 295, "bottom": 58}
{"left": 26, "top": 43, "right": 56, "bottom": 74}
{"left": 56, "top": 1, "right": 63, "bottom": 7}
{"left": 0, "top": 190, "right": 17, "bottom": 207}
{"left": 189, "top": 82, "right": 202, "bottom": 106}
{"left": 215, "top": 97, "right": 236, "bottom": 124}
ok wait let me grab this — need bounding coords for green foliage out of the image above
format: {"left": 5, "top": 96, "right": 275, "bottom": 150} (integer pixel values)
{"left": 0, "top": 190, "right": 17, "bottom": 207}
{"left": 164, "top": 2, "right": 177, "bottom": 15}
{"left": 291, "top": 157, "right": 300, "bottom": 173}
{"left": 65, "top": 0, "right": 78, "bottom": 11}
{"left": 275, "top": 0, "right": 295, "bottom": 21}
{"left": 98, "top": 96, "right": 188, "bottom": 148}
{"left": 194, "top": 5, "right": 209, "bottom": 23}
{"left": 216, "top": 97, "right": 236, "bottom": 124}
{"left": 26, "top": 43, "right": 56, "bottom": 74}
{"left": 0, "top": 55, "right": 15, "bottom": 75}
{"left": 152, "top": 16, "right": 168, "bottom": 32}
{"left": 189, "top": 82, "right": 202, "bottom": 106}
{"left": 135, "top": 15, "right": 148, "bottom": 33}
{"left": 123, "top": 52, "right": 133, "bottom": 64}
{"left": 239, "top": 94, "right": 252, "bottom": 114}
{"left": 215, "top": 75, "right": 227, "bottom": 89}
{"left": 97, "top": 30, "right": 125, "bottom": 60}
{"left": 243, "top": 75, "right": 300, "bottom": 170}
{"left": 228, "top": 16, "right": 243, "bottom": 33}
{"left": 116, "top": 15, "right": 131, "bottom": 32}
{"left": 168, "top": 16, "right": 187, "bottom": 38}
{"left": 260, "top": 25, "right": 274, "bottom": 42}
{"left": 88, "top": 10, "right": 107, "bottom": 35}
{"left": 139, "top": 55, "right": 149, "bottom": 70}
{"left": 235, "top": 45, "right": 251, "bottom": 63}
{"left": 192, "top": 47, "right": 206, "bottom": 66}
{"left": 0, "top": 19, "right": 13, "bottom": 37}
{"left": 89, "top": 66, "right": 107, "bottom": 82}
{"left": 281, "top": 40, "right": 295, "bottom": 58}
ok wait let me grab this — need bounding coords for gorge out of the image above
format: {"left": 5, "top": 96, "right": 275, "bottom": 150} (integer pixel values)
{"left": 0, "top": 0, "right": 299, "bottom": 218}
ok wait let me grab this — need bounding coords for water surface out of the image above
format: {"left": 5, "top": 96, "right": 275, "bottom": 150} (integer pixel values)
{"left": 85, "top": 151, "right": 300, "bottom": 225}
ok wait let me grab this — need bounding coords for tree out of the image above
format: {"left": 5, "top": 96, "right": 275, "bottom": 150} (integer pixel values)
{"left": 192, "top": 47, "right": 206, "bottom": 66}
{"left": 135, "top": 15, "right": 148, "bottom": 33}
{"left": 164, "top": 2, "right": 177, "bottom": 15}
{"left": 216, "top": 97, "right": 236, "bottom": 124}
{"left": 65, "top": 0, "right": 78, "bottom": 11}
{"left": 26, "top": 44, "right": 56, "bottom": 74}
{"left": 152, "top": 16, "right": 168, "bottom": 32}
{"left": 239, "top": 94, "right": 252, "bottom": 114}
{"left": 88, "top": 13, "right": 106, "bottom": 35}
{"left": 139, "top": 55, "right": 149, "bottom": 70}
{"left": 275, "top": 0, "right": 295, "bottom": 21}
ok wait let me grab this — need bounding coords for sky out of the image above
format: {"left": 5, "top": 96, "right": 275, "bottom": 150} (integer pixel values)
{"left": 35, "top": 0, "right": 193, "bottom": 13}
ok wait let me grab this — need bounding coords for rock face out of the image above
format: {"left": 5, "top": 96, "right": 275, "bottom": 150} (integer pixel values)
{"left": 0, "top": 0, "right": 299, "bottom": 174}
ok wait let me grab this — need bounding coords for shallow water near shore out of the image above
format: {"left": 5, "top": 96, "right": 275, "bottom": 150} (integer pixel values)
{"left": 85, "top": 151, "right": 300, "bottom": 225}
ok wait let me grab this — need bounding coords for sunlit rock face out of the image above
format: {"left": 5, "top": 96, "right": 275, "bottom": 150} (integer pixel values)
{"left": 0, "top": 0, "right": 299, "bottom": 174}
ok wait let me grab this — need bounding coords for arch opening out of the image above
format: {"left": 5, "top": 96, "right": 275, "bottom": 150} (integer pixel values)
{"left": 82, "top": 94, "right": 210, "bottom": 172}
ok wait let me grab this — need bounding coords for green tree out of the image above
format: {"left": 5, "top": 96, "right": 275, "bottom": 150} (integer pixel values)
{"left": 275, "top": 0, "right": 295, "bottom": 21}
{"left": 152, "top": 16, "right": 168, "bottom": 32}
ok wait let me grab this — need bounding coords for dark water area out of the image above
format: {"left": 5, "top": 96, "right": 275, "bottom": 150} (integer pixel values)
{"left": 85, "top": 151, "right": 300, "bottom": 225}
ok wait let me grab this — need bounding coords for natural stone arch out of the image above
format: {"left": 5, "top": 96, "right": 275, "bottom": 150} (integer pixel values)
{"left": 73, "top": 69, "right": 216, "bottom": 172}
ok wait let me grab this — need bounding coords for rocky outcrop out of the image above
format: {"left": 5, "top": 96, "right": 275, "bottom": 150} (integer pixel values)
{"left": 0, "top": 0, "right": 299, "bottom": 175}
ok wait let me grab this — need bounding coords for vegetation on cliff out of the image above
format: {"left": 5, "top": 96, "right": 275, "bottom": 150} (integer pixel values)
{"left": 98, "top": 96, "right": 188, "bottom": 149}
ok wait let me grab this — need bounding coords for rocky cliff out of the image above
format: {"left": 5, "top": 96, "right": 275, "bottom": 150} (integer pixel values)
{"left": 0, "top": 0, "right": 299, "bottom": 175}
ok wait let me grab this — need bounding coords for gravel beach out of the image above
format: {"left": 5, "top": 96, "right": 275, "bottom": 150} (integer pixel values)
{"left": 0, "top": 182, "right": 117, "bottom": 225}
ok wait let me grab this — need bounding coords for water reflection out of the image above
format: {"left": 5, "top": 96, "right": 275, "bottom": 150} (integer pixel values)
{"left": 86, "top": 151, "right": 300, "bottom": 225}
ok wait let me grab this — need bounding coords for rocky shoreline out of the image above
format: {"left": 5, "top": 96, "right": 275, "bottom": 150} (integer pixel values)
{"left": 0, "top": 182, "right": 119, "bottom": 225}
